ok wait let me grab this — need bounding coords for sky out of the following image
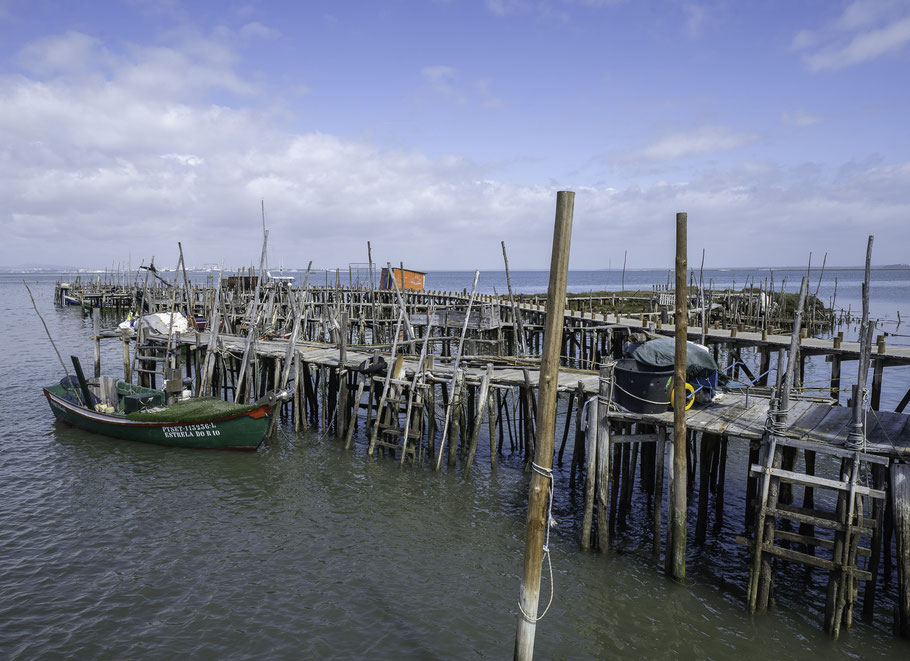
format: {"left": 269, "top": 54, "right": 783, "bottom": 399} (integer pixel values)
{"left": 1, "top": 0, "right": 909, "bottom": 271}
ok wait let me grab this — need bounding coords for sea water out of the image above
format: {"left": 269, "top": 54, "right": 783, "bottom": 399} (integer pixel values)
{"left": 1, "top": 271, "right": 908, "bottom": 659}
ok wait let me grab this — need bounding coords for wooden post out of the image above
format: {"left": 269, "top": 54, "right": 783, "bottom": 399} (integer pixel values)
{"left": 434, "top": 271, "right": 481, "bottom": 470}
{"left": 668, "top": 211, "right": 688, "bottom": 582}
{"left": 465, "top": 364, "right": 493, "bottom": 474}
{"left": 488, "top": 386, "right": 498, "bottom": 471}
{"left": 830, "top": 355, "right": 842, "bottom": 403}
{"left": 847, "top": 236, "right": 874, "bottom": 448}
{"left": 345, "top": 375, "right": 365, "bottom": 449}
{"left": 596, "top": 366, "right": 611, "bottom": 551}
{"left": 92, "top": 307, "right": 102, "bottom": 378}
{"left": 337, "top": 312, "right": 349, "bottom": 439}
{"left": 515, "top": 191, "right": 573, "bottom": 660}
{"left": 581, "top": 394, "right": 598, "bottom": 551}
{"left": 502, "top": 241, "right": 529, "bottom": 356}
{"left": 653, "top": 426, "right": 666, "bottom": 557}
{"left": 121, "top": 331, "right": 131, "bottom": 383}
{"left": 893, "top": 462, "right": 910, "bottom": 638}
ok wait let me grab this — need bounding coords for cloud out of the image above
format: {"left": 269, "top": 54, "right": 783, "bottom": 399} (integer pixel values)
{"left": 618, "top": 126, "right": 759, "bottom": 164}
{"left": 485, "top": 0, "right": 527, "bottom": 16}
{"left": 420, "top": 65, "right": 503, "bottom": 108}
{"left": 781, "top": 111, "right": 825, "bottom": 127}
{"left": 806, "top": 17, "right": 910, "bottom": 71}
{"left": 18, "top": 31, "right": 110, "bottom": 76}
{"left": 484, "top": 0, "right": 621, "bottom": 19}
{"left": 793, "top": 1, "right": 910, "bottom": 71}
{"left": 239, "top": 21, "right": 281, "bottom": 41}
{"left": 682, "top": 3, "right": 708, "bottom": 39}
{"left": 1, "top": 30, "right": 909, "bottom": 270}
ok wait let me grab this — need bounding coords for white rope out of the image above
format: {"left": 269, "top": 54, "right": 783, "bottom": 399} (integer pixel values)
{"left": 763, "top": 404, "right": 790, "bottom": 436}
{"left": 518, "top": 461, "right": 556, "bottom": 623}
{"left": 844, "top": 388, "right": 870, "bottom": 451}
{"left": 599, "top": 362, "right": 625, "bottom": 415}
{"left": 579, "top": 395, "right": 598, "bottom": 430}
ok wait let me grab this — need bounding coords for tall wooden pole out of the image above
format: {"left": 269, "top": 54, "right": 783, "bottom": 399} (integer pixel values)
{"left": 847, "top": 236, "right": 874, "bottom": 448}
{"left": 668, "top": 212, "right": 688, "bottom": 581}
{"left": 502, "top": 241, "right": 528, "bottom": 355}
{"left": 515, "top": 191, "right": 574, "bottom": 660}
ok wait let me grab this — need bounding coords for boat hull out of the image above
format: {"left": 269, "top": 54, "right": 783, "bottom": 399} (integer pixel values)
{"left": 43, "top": 388, "right": 271, "bottom": 450}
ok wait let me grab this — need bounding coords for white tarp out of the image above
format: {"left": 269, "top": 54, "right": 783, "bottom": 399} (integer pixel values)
{"left": 135, "top": 312, "right": 191, "bottom": 335}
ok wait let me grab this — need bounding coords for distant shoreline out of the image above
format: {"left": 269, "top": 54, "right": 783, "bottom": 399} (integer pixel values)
{"left": 2, "top": 265, "right": 910, "bottom": 273}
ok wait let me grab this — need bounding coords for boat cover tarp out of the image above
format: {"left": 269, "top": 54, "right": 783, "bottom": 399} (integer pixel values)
{"left": 125, "top": 397, "right": 260, "bottom": 424}
{"left": 138, "top": 312, "right": 190, "bottom": 335}
{"left": 632, "top": 337, "right": 726, "bottom": 384}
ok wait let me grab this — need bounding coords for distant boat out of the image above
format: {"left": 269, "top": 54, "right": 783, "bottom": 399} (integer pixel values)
{"left": 43, "top": 359, "right": 285, "bottom": 450}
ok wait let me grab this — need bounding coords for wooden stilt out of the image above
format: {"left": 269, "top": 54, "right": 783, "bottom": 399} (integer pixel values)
{"left": 581, "top": 395, "right": 598, "bottom": 551}
{"left": 892, "top": 462, "right": 910, "bottom": 638}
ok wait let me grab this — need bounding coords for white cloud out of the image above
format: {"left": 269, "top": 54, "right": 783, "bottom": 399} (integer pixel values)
{"left": 781, "top": 111, "right": 825, "bottom": 127}
{"left": 1, "top": 30, "right": 909, "bottom": 270}
{"left": 794, "top": 1, "right": 910, "bottom": 71}
{"left": 835, "top": 0, "right": 900, "bottom": 31}
{"left": 619, "top": 126, "right": 759, "bottom": 164}
{"left": 18, "top": 31, "right": 110, "bottom": 76}
{"left": 682, "top": 3, "right": 708, "bottom": 39}
{"left": 806, "top": 17, "right": 910, "bottom": 71}
{"left": 422, "top": 65, "right": 457, "bottom": 86}
{"left": 420, "top": 65, "right": 503, "bottom": 108}
{"left": 485, "top": 0, "right": 527, "bottom": 16}
{"left": 239, "top": 21, "right": 281, "bottom": 41}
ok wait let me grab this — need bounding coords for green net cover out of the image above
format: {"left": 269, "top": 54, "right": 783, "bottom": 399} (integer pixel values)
{"left": 632, "top": 337, "right": 725, "bottom": 383}
{"left": 125, "top": 397, "right": 261, "bottom": 423}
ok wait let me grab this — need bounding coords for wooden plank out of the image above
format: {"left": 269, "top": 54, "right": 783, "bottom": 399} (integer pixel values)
{"left": 723, "top": 402, "right": 772, "bottom": 439}
{"left": 786, "top": 404, "right": 834, "bottom": 440}
{"left": 777, "top": 502, "right": 875, "bottom": 525}
{"left": 758, "top": 542, "right": 872, "bottom": 581}
{"left": 782, "top": 399, "right": 816, "bottom": 426}
{"left": 750, "top": 464, "right": 886, "bottom": 499}
{"left": 772, "top": 529, "right": 871, "bottom": 558}
{"left": 864, "top": 409, "right": 909, "bottom": 447}
{"left": 805, "top": 407, "right": 852, "bottom": 444}
{"left": 772, "top": 436, "right": 891, "bottom": 466}
{"left": 606, "top": 432, "right": 658, "bottom": 444}
{"left": 688, "top": 400, "right": 754, "bottom": 435}
{"left": 766, "top": 506, "right": 874, "bottom": 536}
{"left": 685, "top": 405, "right": 731, "bottom": 429}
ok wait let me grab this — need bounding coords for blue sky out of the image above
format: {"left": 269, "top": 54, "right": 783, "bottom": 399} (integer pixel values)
{"left": 1, "top": 0, "right": 909, "bottom": 270}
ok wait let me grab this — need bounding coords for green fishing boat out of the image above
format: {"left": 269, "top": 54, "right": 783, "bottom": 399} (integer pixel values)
{"left": 43, "top": 374, "right": 282, "bottom": 451}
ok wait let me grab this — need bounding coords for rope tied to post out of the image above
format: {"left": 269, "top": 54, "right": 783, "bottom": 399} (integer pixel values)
{"left": 763, "top": 403, "right": 789, "bottom": 436}
{"left": 518, "top": 461, "right": 556, "bottom": 623}
{"left": 844, "top": 387, "right": 870, "bottom": 451}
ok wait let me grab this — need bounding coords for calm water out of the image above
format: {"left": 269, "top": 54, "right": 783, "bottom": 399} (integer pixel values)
{"left": 1, "top": 272, "right": 908, "bottom": 659}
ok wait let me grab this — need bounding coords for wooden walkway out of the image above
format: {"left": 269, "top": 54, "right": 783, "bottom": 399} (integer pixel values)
{"left": 604, "top": 392, "right": 910, "bottom": 456}
{"left": 171, "top": 329, "right": 910, "bottom": 458}
{"left": 561, "top": 308, "right": 910, "bottom": 365}
{"left": 173, "top": 330, "right": 601, "bottom": 392}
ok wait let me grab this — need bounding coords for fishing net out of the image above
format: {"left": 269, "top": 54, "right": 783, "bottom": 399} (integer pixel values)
{"left": 125, "top": 397, "right": 261, "bottom": 423}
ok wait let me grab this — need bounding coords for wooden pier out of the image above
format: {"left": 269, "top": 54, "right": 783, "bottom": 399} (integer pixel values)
{"left": 69, "top": 257, "right": 910, "bottom": 642}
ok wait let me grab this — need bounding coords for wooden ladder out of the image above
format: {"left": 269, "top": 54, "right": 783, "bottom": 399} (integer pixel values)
{"left": 133, "top": 333, "right": 168, "bottom": 389}
{"left": 741, "top": 435, "right": 888, "bottom": 638}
